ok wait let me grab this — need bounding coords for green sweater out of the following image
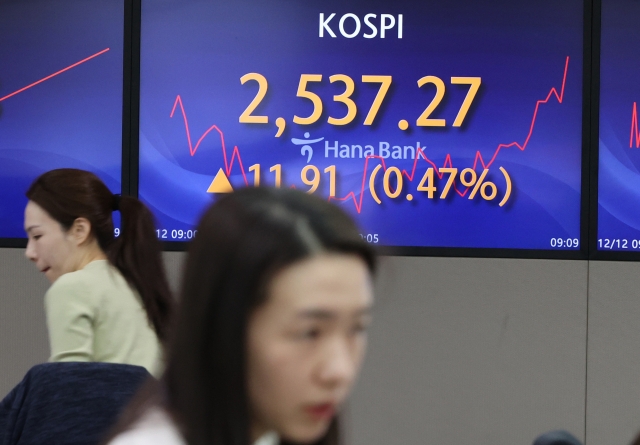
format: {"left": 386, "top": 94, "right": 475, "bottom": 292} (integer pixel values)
{"left": 44, "top": 260, "right": 162, "bottom": 376}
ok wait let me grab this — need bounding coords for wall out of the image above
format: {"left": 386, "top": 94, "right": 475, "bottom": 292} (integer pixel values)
{"left": 1, "top": 248, "right": 638, "bottom": 445}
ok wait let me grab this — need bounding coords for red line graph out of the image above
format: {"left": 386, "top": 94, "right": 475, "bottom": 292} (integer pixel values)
{"left": 630, "top": 102, "right": 640, "bottom": 148}
{"left": 171, "top": 56, "right": 569, "bottom": 213}
{"left": 170, "top": 96, "right": 249, "bottom": 186}
{"left": 0, "top": 48, "right": 110, "bottom": 102}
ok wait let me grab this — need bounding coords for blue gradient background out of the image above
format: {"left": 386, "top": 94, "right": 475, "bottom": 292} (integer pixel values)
{"left": 0, "top": 0, "right": 123, "bottom": 238}
{"left": 139, "top": 0, "right": 583, "bottom": 249}
{"left": 598, "top": 0, "right": 640, "bottom": 250}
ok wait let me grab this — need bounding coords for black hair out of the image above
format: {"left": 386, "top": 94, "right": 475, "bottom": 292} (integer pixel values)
{"left": 108, "top": 187, "right": 375, "bottom": 445}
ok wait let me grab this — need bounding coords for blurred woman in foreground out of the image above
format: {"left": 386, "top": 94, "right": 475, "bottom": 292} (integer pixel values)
{"left": 107, "top": 187, "right": 376, "bottom": 445}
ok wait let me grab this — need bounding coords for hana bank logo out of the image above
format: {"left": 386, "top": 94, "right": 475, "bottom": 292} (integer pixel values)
{"left": 291, "top": 132, "right": 324, "bottom": 163}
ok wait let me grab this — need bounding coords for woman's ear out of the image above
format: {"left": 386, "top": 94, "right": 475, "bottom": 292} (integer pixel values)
{"left": 70, "top": 217, "right": 92, "bottom": 245}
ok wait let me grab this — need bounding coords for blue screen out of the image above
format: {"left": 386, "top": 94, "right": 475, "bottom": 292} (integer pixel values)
{"left": 0, "top": 0, "right": 124, "bottom": 238}
{"left": 139, "top": 0, "right": 584, "bottom": 249}
{"left": 598, "top": 0, "right": 640, "bottom": 251}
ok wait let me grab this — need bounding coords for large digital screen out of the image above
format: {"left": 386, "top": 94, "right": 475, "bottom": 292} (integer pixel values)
{"left": 139, "top": 0, "right": 584, "bottom": 250}
{"left": 0, "top": 0, "right": 124, "bottom": 239}
{"left": 598, "top": 0, "right": 640, "bottom": 252}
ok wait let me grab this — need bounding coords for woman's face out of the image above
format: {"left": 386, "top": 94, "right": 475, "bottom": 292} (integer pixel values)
{"left": 24, "top": 200, "right": 77, "bottom": 283}
{"left": 246, "top": 253, "right": 373, "bottom": 443}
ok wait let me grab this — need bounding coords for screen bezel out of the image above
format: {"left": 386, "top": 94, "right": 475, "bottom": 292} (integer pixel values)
{"left": 1, "top": 0, "right": 598, "bottom": 261}
{"left": 587, "top": 0, "right": 640, "bottom": 261}
{"left": 0, "top": 0, "right": 134, "bottom": 250}
{"left": 136, "top": 0, "right": 594, "bottom": 259}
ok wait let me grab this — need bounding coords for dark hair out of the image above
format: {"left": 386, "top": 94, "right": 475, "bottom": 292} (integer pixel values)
{"left": 107, "top": 187, "right": 375, "bottom": 445}
{"left": 26, "top": 168, "right": 174, "bottom": 342}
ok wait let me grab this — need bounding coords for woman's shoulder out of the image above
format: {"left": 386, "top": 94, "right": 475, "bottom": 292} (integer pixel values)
{"left": 52, "top": 259, "right": 111, "bottom": 286}
{"left": 50, "top": 260, "right": 129, "bottom": 294}
{"left": 44, "top": 271, "right": 90, "bottom": 303}
{"left": 45, "top": 261, "right": 129, "bottom": 311}
{"left": 108, "top": 408, "right": 185, "bottom": 445}
{"left": 45, "top": 261, "right": 107, "bottom": 298}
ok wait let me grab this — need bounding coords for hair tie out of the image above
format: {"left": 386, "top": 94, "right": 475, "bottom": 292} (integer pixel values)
{"left": 112, "top": 194, "right": 121, "bottom": 212}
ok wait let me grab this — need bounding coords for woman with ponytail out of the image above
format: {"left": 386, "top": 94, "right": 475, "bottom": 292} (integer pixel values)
{"left": 23, "top": 168, "right": 173, "bottom": 376}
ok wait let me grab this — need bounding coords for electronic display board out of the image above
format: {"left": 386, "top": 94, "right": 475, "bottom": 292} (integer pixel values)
{"left": 597, "top": 0, "right": 640, "bottom": 252}
{"left": 139, "top": 0, "right": 584, "bottom": 251}
{"left": 0, "top": 0, "right": 124, "bottom": 240}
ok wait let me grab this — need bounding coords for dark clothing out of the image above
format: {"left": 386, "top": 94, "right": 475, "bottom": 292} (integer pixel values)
{"left": 0, "top": 362, "right": 150, "bottom": 445}
{"left": 533, "top": 430, "right": 583, "bottom": 445}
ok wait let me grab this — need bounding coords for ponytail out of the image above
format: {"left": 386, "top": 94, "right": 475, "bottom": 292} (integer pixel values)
{"left": 109, "top": 195, "right": 174, "bottom": 343}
